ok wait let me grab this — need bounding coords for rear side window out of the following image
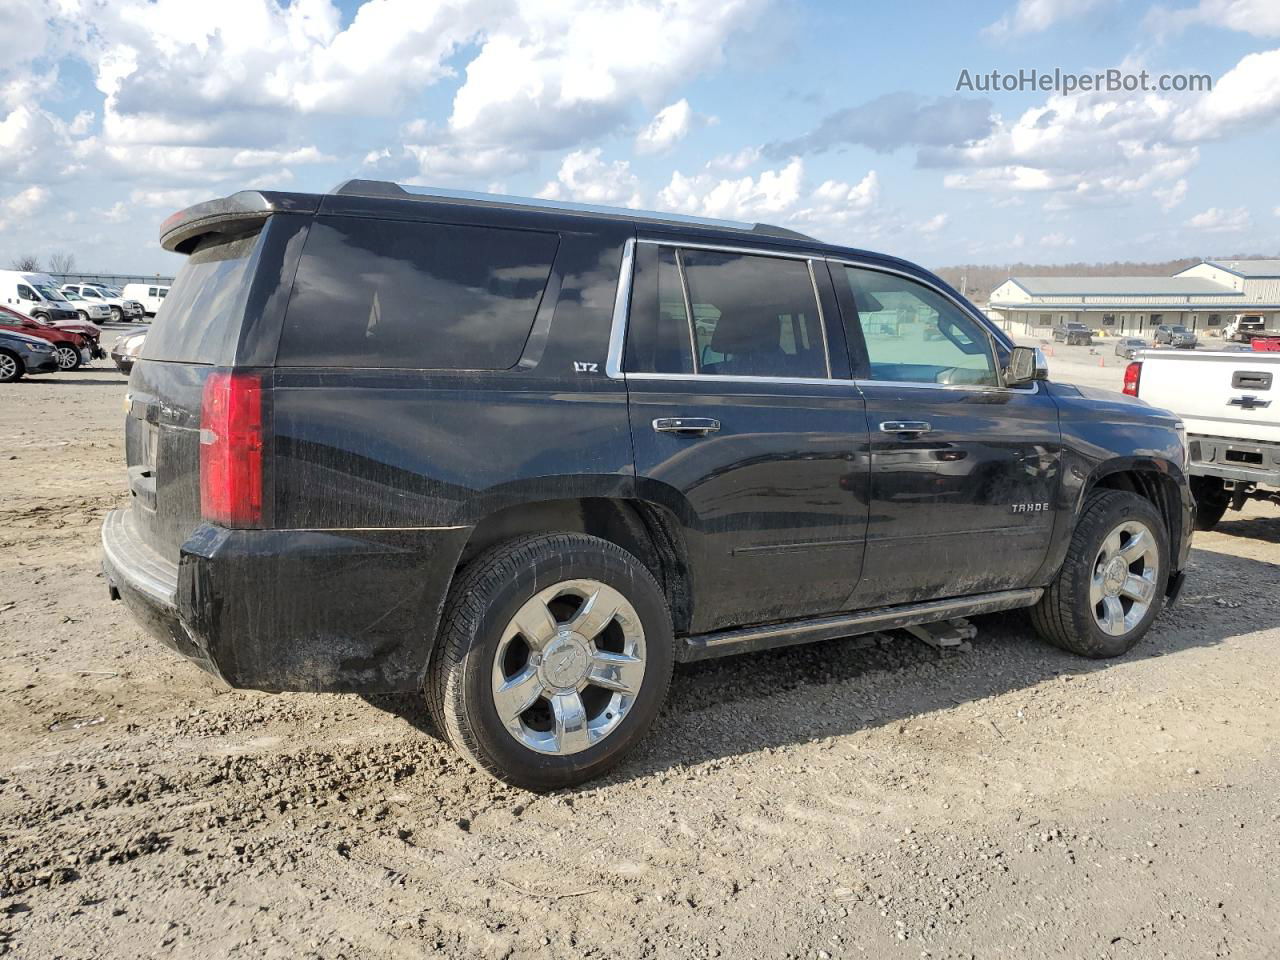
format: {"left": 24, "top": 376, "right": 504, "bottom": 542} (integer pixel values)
{"left": 278, "top": 216, "right": 558, "bottom": 370}
{"left": 681, "top": 250, "right": 827, "bottom": 378}
{"left": 142, "top": 231, "right": 262, "bottom": 364}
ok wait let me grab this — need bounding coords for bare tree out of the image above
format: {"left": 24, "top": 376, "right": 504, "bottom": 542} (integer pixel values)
{"left": 47, "top": 250, "right": 76, "bottom": 274}
{"left": 9, "top": 254, "right": 41, "bottom": 271}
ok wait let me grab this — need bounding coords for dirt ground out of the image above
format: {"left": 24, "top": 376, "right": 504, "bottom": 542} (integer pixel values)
{"left": 2, "top": 336, "right": 1278, "bottom": 959}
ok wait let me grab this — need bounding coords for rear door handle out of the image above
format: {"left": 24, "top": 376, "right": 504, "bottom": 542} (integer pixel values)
{"left": 880, "top": 419, "right": 931, "bottom": 435}
{"left": 653, "top": 417, "right": 720, "bottom": 436}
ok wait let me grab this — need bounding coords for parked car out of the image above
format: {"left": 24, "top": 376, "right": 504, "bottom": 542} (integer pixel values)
{"left": 1153, "top": 324, "right": 1198, "bottom": 349}
{"left": 0, "top": 305, "right": 95, "bottom": 370}
{"left": 121, "top": 283, "right": 169, "bottom": 317}
{"left": 1052, "top": 320, "right": 1093, "bottom": 345}
{"left": 0, "top": 270, "right": 81, "bottom": 325}
{"left": 110, "top": 329, "right": 146, "bottom": 374}
{"left": 102, "top": 182, "right": 1193, "bottom": 789}
{"left": 0, "top": 303, "right": 106, "bottom": 362}
{"left": 0, "top": 327, "right": 60, "bottom": 382}
{"left": 1114, "top": 336, "right": 1148, "bottom": 359}
{"left": 59, "top": 289, "right": 113, "bottom": 324}
{"left": 60, "top": 283, "right": 144, "bottom": 322}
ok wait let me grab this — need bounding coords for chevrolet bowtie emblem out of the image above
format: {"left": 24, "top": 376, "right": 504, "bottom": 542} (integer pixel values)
{"left": 1228, "top": 395, "right": 1271, "bottom": 410}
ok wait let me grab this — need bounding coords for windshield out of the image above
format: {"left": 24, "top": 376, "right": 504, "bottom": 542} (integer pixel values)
{"left": 1171, "top": 325, "right": 1189, "bottom": 332}
{"left": 63, "top": 291, "right": 84, "bottom": 302}
{"left": 32, "top": 283, "right": 67, "bottom": 302}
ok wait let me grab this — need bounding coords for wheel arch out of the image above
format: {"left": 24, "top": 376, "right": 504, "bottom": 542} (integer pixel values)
{"left": 456, "top": 496, "right": 694, "bottom": 635}
{"left": 1082, "top": 460, "right": 1187, "bottom": 569}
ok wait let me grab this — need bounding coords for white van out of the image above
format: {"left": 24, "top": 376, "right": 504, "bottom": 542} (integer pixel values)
{"left": 0, "top": 270, "right": 81, "bottom": 324}
{"left": 121, "top": 282, "right": 169, "bottom": 317}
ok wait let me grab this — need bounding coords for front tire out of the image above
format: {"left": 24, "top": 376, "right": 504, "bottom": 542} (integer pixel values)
{"left": 110, "top": 306, "right": 123, "bottom": 322}
{"left": 428, "top": 534, "right": 674, "bottom": 790}
{"left": 54, "top": 344, "right": 82, "bottom": 370}
{"left": 1031, "top": 490, "right": 1169, "bottom": 658}
{"left": 0, "top": 350, "right": 24, "bottom": 383}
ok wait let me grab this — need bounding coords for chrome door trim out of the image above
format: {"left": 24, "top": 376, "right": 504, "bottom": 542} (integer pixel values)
{"left": 807, "top": 258, "right": 834, "bottom": 379}
{"left": 637, "top": 237, "right": 817, "bottom": 260}
{"left": 674, "top": 248, "right": 699, "bottom": 373}
{"left": 604, "top": 237, "right": 635, "bottom": 380}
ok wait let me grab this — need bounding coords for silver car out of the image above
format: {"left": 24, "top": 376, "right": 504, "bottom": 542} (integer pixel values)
{"left": 1114, "top": 336, "right": 1148, "bottom": 359}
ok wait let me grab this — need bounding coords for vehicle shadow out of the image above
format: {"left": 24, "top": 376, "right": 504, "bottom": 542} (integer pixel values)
{"left": 1210, "top": 514, "right": 1280, "bottom": 545}
{"left": 362, "top": 542, "right": 1271, "bottom": 788}
{"left": 23, "top": 376, "right": 126, "bottom": 387}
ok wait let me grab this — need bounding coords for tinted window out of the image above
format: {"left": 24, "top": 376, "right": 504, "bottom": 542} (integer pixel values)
{"left": 142, "top": 230, "right": 261, "bottom": 364}
{"left": 279, "top": 216, "right": 558, "bottom": 370}
{"left": 844, "top": 266, "right": 997, "bottom": 386}
{"left": 17, "top": 285, "right": 35, "bottom": 300}
{"left": 679, "top": 250, "right": 826, "bottom": 378}
{"left": 624, "top": 244, "right": 694, "bottom": 374}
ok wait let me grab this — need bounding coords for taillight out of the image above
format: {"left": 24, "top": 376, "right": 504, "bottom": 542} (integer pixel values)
{"left": 200, "top": 371, "right": 265, "bottom": 527}
{"left": 1122, "top": 361, "right": 1142, "bottom": 397}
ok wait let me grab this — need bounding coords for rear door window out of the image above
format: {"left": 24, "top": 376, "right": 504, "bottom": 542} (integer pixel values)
{"left": 278, "top": 216, "right": 558, "bottom": 370}
{"left": 141, "top": 230, "right": 262, "bottom": 364}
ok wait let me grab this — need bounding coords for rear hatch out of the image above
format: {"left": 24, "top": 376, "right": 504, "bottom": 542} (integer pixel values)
{"left": 125, "top": 229, "right": 265, "bottom": 561}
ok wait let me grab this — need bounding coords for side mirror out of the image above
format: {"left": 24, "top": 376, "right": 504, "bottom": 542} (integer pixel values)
{"left": 1006, "top": 345, "right": 1048, "bottom": 385}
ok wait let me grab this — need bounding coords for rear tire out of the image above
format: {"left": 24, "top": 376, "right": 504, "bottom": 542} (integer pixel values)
{"left": 0, "top": 350, "right": 24, "bottom": 383}
{"left": 428, "top": 533, "right": 674, "bottom": 790}
{"left": 1190, "top": 476, "right": 1230, "bottom": 532}
{"left": 1031, "top": 490, "right": 1169, "bottom": 658}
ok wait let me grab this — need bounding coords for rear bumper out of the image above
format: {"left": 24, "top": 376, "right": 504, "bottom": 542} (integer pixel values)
{"left": 102, "top": 508, "right": 471, "bottom": 692}
{"left": 1189, "top": 435, "right": 1280, "bottom": 488}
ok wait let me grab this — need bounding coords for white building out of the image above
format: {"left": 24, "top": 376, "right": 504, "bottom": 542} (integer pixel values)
{"left": 987, "top": 259, "right": 1280, "bottom": 337}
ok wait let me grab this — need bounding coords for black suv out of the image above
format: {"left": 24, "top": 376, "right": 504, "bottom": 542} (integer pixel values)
{"left": 1052, "top": 320, "right": 1093, "bottom": 345}
{"left": 103, "top": 182, "right": 1192, "bottom": 789}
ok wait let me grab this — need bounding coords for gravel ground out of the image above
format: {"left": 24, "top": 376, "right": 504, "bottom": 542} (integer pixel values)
{"left": 2, "top": 343, "right": 1278, "bottom": 959}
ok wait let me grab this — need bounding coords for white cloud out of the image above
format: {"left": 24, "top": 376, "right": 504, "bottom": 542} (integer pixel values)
{"left": 635, "top": 99, "right": 702, "bottom": 154}
{"left": 537, "top": 149, "right": 643, "bottom": 208}
{"left": 0, "top": 106, "right": 94, "bottom": 181}
{"left": 707, "top": 146, "right": 762, "bottom": 172}
{"left": 1153, "top": 177, "right": 1188, "bottom": 210}
{"left": 448, "top": 0, "right": 764, "bottom": 150}
{"left": 0, "top": 186, "right": 51, "bottom": 232}
{"left": 919, "top": 213, "right": 949, "bottom": 235}
{"left": 1173, "top": 49, "right": 1280, "bottom": 141}
{"left": 984, "top": 0, "right": 1111, "bottom": 37}
{"left": 1039, "top": 231, "right": 1075, "bottom": 247}
{"left": 1151, "top": 0, "right": 1280, "bottom": 38}
{"left": 1185, "top": 206, "right": 1251, "bottom": 231}
{"left": 655, "top": 158, "right": 880, "bottom": 241}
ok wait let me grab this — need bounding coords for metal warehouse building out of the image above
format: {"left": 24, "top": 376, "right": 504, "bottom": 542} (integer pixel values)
{"left": 987, "top": 259, "right": 1280, "bottom": 338}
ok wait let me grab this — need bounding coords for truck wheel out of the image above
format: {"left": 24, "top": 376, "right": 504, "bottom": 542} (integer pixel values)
{"left": 1190, "top": 476, "right": 1230, "bottom": 532}
{"left": 1031, "top": 490, "right": 1169, "bottom": 658}
{"left": 428, "top": 533, "right": 674, "bottom": 790}
{"left": 109, "top": 306, "right": 123, "bottom": 322}
{"left": 0, "top": 350, "right": 24, "bottom": 383}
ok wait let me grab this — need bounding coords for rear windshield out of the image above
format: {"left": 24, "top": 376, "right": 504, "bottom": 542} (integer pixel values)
{"left": 141, "top": 230, "right": 261, "bottom": 364}
{"left": 277, "top": 216, "right": 558, "bottom": 370}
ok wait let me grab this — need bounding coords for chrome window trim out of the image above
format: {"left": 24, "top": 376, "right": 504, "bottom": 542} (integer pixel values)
{"left": 625, "top": 371, "right": 857, "bottom": 388}
{"left": 806, "top": 259, "right": 834, "bottom": 378}
{"left": 674, "top": 248, "right": 699, "bottom": 373}
{"left": 827, "top": 256, "right": 1040, "bottom": 395}
{"left": 637, "top": 237, "right": 815, "bottom": 260}
{"left": 605, "top": 237, "right": 635, "bottom": 379}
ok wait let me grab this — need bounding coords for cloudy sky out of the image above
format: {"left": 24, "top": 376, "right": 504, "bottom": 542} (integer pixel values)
{"left": 1, "top": 0, "right": 1277, "bottom": 276}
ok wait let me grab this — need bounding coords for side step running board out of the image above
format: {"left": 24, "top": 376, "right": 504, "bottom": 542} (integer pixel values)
{"left": 677, "top": 588, "right": 1042, "bottom": 662}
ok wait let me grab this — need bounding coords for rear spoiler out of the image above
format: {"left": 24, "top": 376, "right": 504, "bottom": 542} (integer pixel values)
{"left": 160, "top": 190, "right": 319, "bottom": 254}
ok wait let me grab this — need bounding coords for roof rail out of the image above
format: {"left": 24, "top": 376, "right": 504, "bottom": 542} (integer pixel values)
{"left": 329, "top": 179, "right": 814, "bottom": 242}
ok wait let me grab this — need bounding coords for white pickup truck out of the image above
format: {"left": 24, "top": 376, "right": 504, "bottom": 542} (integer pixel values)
{"left": 1124, "top": 349, "right": 1280, "bottom": 530}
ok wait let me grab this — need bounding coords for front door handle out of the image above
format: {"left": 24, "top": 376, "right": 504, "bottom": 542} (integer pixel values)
{"left": 879, "top": 420, "right": 932, "bottom": 435}
{"left": 653, "top": 417, "right": 720, "bottom": 437}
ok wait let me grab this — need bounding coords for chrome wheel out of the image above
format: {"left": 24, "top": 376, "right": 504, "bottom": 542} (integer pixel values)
{"left": 491, "top": 578, "right": 646, "bottom": 756}
{"left": 1090, "top": 519, "right": 1159, "bottom": 636}
{"left": 54, "top": 345, "right": 78, "bottom": 370}
{"left": 0, "top": 354, "right": 17, "bottom": 380}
